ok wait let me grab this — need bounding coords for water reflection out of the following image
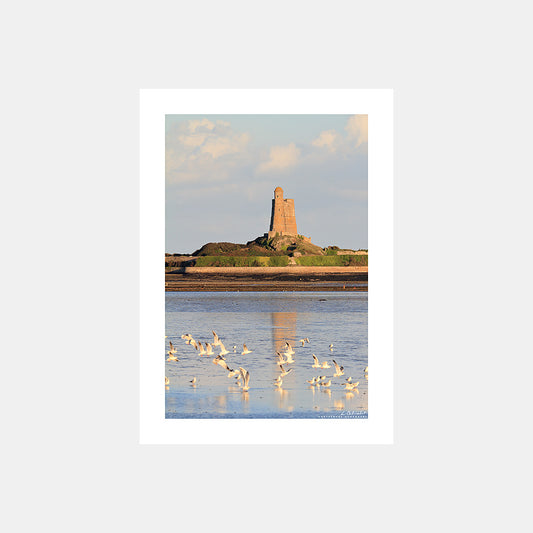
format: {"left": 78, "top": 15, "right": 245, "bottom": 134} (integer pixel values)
{"left": 271, "top": 311, "right": 297, "bottom": 353}
{"left": 334, "top": 399, "right": 345, "bottom": 410}
{"left": 165, "top": 292, "right": 368, "bottom": 418}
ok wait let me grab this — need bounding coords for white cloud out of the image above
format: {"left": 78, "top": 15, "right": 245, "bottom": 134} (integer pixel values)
{"left": 201, "top": 132, "right": 250, "bottom": 159}
{"left": 166, "top": 118, "right": 251, "bottom": 183}
{"left": 345, "top": 115, "right": 368, "bottom": 148}
{"left": 309, "top": 115, "right": 368, "bottom": 160}
{"left": 311, "top": 129, "right": 340, "bottom": 152}
{"left": 257, "top": 143, "right": 300, "bottom": 173}
{"left": 178, "top": 133, "right": 207, "bottom": 147}
{"left": 187, "top": 118, "right": 215, "bottom": 133}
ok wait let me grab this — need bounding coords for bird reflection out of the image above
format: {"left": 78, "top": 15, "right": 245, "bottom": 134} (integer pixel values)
{"left": 276, "top": 388, "right": 292, "bottom": 410}
{"left": 321, "top": 388, "right": 332, "bottom": 398}
{"left": 334, "top": 399, "right": 344, "bottom": 410}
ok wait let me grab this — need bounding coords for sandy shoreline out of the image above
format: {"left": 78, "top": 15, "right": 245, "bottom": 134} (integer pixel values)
{"left": 165, "top": 266, "right": 368, "bottom": 292}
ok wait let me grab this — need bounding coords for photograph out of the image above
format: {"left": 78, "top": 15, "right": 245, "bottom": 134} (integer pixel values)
{"left": 164, "top": 114, "right": 369, "bottom": 418}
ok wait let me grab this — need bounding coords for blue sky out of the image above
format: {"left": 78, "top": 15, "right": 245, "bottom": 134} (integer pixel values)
{"left": 166, "top": 114, "right": 367, "bottom": 253}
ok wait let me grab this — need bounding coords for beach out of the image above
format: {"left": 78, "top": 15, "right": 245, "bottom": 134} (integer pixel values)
{"left": 165, "top": 266, "right": 368, "bottom": 292}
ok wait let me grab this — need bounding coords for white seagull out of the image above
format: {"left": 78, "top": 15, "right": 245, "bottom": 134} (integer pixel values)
{"left": 242, "top": 344, "right": 252, "bottom": 355}
{"left": 279, "top": 365, "right": 293, "bottom": 378}
{"left": 333, "top": 360, "right": 345, "bottom": 377}
{"left": 284, "top": 342, "right": 295, "bottom": 355}
{"left": 344, "top": 382, "right": 359, "bottom": 390}
{"left": 239, "top": 367, "right": 250, "bottom": 391}
{"left": 181, "top": 333, "right": 192, "bottom": 343}
{"left": 218, "top": 341, "right": 229, "bottom": 356}
{"left": 283, "top": 351, "right": 295, "bottom": 364}
{"left": 213, "top": 356, "right": 233, "bottom": 373}
{"left": 197, "top": 341, "right": 206, "bottom": 356}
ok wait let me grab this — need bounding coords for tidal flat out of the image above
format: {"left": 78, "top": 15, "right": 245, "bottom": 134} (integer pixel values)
{"left": 165, "top": 291, "right": 368, "bottom": 419}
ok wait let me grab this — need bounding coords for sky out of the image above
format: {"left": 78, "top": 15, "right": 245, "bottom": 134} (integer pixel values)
{"left": 166, "top": 114, "right": 368, "bottom": 253}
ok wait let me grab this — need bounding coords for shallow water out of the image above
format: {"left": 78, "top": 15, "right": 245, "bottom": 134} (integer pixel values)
{"left": 165, "top": 291, "right": 368, "bottom": 418}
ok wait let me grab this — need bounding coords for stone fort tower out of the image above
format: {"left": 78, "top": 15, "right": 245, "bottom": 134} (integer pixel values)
{"left": 268, "top": 186, "right": 298, "bottom": 238}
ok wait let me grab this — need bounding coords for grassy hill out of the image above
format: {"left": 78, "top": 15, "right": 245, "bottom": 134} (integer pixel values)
{"left": 165, "top": 234, "right": 368, "bottom": 268}
{"left": 192, "top": 234, "right": 326, "bottom": 257}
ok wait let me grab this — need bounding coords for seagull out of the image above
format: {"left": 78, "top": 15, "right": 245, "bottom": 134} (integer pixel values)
{"left": 344, "top": 382, "right": 359, "bottom": 390}
{"left": 197, "top": 342, "right": 206, "bottom": 355}
{"left": 213, "top": 355, "right": 233, "bottom": 372}
{"left": 329, "top": 344, "right": 334, "bottom": 351}
{"left": 165, "top": 376, "right": 169, "bottom": 385}
{"left": 364, "top": 366, "right": 368, "bottom": 374}
{"left": 168, "top": 341, "right": 177, "bottom": 354}
{"left": 276, "top": 351, "right": 288, "bottom": 366}
{"left": 242, "top": 344, "right": 252, "bottom": 355}
{"left": 227, "top": 369, "right": 240, "bottom": 378}
{"left": 189, "top": 338, "right": 198, "bottom": 350}
{"left": 279, "top": 365, "right": 293, "bottom": 378}
{"left": 181, "top": 333, "right": 194, "bottom": 344}
{"left": 299, "top": 337, "right": 310, "bottom": 346}
{"left": 274, "top": 378, "right": 283, "bottom": 389}
{"left": 284, "top": 351, "right": 295, "bottom": 364}
{"left": 284, "top": 342, "right": 295, "bottom": 355}
{"left": 333, "top": 360, "right": 344, "bottom": 377}
{"left": 346, "top": 377, "right": 353, "bottom": 383}
{"left": 190, "top": 377, "right": 197, "bottom": 385}
{"left": 205, "top": 342, "right": 214, "bottom": 355}
{"left": 218, "top": 342, "right": 229, "bottom": 356}
{"left": 312, "top": 354, "right": 329, "bottom": 368}
{"left": 166, "top": 353, "right": 179, "bottom": 362}
{"left": 321, "top": 379, "right": 332, "bottom": 387}
{"left": 212, "top": 330, "right": 221, "bottom": 346}
{"left": 239, "top": 367, "right": 250, "bottom": 391}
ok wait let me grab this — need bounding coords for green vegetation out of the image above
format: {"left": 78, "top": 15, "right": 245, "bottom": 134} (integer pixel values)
{"left": 295, "top": 255, "right": 368, "bottom": 266}
{"left": 268, "top": 256, "right": 290, "bottom": 267}
{"left": 324, "top": 246, "right": 340, "bottom": 256}
{"left": 188, "top": 237, "right": 367, "bottom": 265}
{"left": 193, "top": 241, "right": 287, "bottom": 257}
{"left": 194, "top": 256, "right": 290, "bottom": 267}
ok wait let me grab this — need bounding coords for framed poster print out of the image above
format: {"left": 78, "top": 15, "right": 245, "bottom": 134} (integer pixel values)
{"left": 140, "top": 89, "right": 393, "bottom": 444}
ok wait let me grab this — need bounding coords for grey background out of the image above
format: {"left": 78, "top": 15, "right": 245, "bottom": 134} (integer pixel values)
{"left": 3, "top": 2, "right": 532, "bottom": 533}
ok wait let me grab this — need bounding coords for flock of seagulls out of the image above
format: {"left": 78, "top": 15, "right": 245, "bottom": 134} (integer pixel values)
{"left": 166, "top": 330, "right": 255, "bottom": 392}
{"left": 165, "top": 329, "right": 368, "bottom": 397}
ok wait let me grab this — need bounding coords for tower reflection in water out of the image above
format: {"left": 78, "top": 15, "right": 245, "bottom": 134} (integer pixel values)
{"left": 271, "top": 311, "right": 298, "bottom": 411}
{"left": 271, "top": 311, "right": 297, "bottom": 353}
